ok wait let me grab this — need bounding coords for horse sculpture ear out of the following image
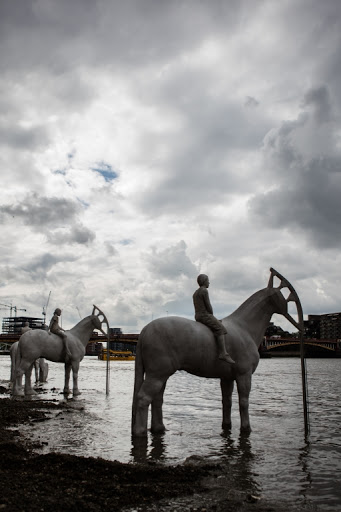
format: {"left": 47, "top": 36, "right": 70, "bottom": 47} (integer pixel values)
{"left": 268, "top": 267, "right": 275, "bottom": 288}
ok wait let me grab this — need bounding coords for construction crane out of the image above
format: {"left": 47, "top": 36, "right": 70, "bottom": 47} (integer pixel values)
{"left": 42, "top": 291, "right": 51, "bottom": 326}
{"left": 0, "top": 303, "right": 27, "bottom": 317}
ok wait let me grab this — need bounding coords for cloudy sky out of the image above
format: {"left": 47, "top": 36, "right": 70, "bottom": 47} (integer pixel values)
{"left": 1, "top": 0, "right": 341, "bottom": 333}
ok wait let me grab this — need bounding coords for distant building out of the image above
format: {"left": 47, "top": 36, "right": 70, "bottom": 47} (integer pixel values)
{"left": 2, "top": 316, "right": 45, "bottom": 334}
{"left": 304, "top": 315, "right": 321, "bottom": 339}
{"left": 303, "top": 312, "right": 341, "bottom": 340}
{"left": 320, "top": 312, "right": 341, "bottom": 340}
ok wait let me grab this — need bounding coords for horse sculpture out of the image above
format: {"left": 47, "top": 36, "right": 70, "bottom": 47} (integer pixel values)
{"left": 132, "top": 268, "right": 303, "bottom": 437}
{"left": 10, "top": 342, "right": 48, "bottom": 384}
{"left": 12, "top": 305, "right": 108, "bottom": 397}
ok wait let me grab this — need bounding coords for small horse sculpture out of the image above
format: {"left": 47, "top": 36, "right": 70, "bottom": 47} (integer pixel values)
{"left": 132, "top": 268, "right": 302, "bottom": 437}
{"left": 13, "top": 306, "right": 108, "bottom": 396}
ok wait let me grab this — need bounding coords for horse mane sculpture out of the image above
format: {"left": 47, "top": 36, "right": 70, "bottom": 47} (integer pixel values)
{"left": 132, "top": 268, "right": 302, "bottom": 437}
{"left": 12, "top": 305, "right": 108, "bottom": 397}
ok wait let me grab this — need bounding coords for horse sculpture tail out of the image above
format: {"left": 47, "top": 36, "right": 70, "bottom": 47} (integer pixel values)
{"left": 11, "top": 338, "right": 23, "bottom": 393}
{"left": 9, "top": 342, "right": 18, "bottom": 383}
{"left": 131, "top": 327, "right": 146, "bottom": 433}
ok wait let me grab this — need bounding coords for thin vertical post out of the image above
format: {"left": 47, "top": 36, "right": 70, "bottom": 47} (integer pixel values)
{"left": 269, "top": 268, "right": 309, "bottom": 436}
{"left": 106, "top": 332, "right": 110, "bottom": 395}
{"left": 294, "top": 296, "right": 309, "bottom": 437}
{"left": 300, "top": 329, "right": 309, "bottom": 437}
{"left": 92, "top": 304, "right": 111, "bottom": 396}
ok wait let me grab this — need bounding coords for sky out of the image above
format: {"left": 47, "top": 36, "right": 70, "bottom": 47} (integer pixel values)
{"left": 1, "top": 0, "right": 341, "bottom": 333}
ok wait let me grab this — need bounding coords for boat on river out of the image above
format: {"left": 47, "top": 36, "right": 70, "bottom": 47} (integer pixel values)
{"left": 98, "top": 349, "right": 135, "bottom": 361}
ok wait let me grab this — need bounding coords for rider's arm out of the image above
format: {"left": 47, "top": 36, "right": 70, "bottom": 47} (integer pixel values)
{"left": 203, "top": 289, "right": 213, "bottom": 314}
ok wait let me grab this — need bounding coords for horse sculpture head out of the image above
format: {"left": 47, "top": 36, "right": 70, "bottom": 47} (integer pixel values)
{"left": 267, "top": 267, "right": 303, "bottom": 332}
{"left": 91, "top": 305, "right": 110, "bottom": 336}
{"left": 91, "top": 314, "right": 103, "bottom": 331}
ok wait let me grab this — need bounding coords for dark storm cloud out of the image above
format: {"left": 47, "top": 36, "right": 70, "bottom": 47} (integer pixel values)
{"left": 24, "top": 253, "right": 64, "bottom": 273}
{"left": 0, "top": 0, "right": 243, "bottom": 73}
{"left": 0, "top": 193, "right": 79, "bottom": 227}
{"left": 136, "top": 88, "right": 271, "bottom": 215}
{"left": 0, "top": 122, "right": 50, "bottom": 150}
{"left": 249, "top": 85, "right": 341, "bottom": 249}
{"left": 302, "top": 86, "right": 332, "bottom": 124}
{"left": 22, "top": 253, "right": 77, "bottom": 280}
{"left": 47, "top": 224, "right": 96, "bottom": 245}
{"left": 0, "top": 193, "right": 96, "bottom": 245}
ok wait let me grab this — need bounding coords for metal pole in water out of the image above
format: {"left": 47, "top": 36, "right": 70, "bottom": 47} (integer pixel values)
{"left": 290, "top": 288, "right": 310, "bottom": 437}
{"left": 106, "top": 331, "right": 110, "bottom": 395}
{"left": 293, "top": 294, "right": 309, "bottom": 437}
{"left": 269, "top": 268, "right": 309, "bottom": 436}
{"left": 92, "top": 304, "right": 111, "bottom": 396}
{"left": 300, "top": 328, "right": 310, "bottom": 437}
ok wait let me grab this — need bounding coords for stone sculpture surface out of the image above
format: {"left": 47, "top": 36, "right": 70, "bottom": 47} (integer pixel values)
{"left": 18, "top": 322, "right": 49, "bottom": 383}
{"left": 193, "top": 274, "right": 235, "bottom": 364}
{"left": 12, "top": 306, "right": 107, "bottom": 396}
{"left": 132, "top": 268, "right": 302, "bottom": 437}
{"left": 49, "top": 308, "right": 72, "bottom": 361}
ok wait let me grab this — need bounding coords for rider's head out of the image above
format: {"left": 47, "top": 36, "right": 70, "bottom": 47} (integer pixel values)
{"left": 197, "top": 274, "right": 209, "bottom": 287}
{"left": 54, "top": 308, "right": 61, "bottom": 316}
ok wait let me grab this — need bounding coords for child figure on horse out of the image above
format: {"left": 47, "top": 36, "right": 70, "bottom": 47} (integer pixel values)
{"left": 49, "top": 308, "right": 71, "bottom": 361}
{"left": 193, "top": 274, "right": 235, "bottom": 364}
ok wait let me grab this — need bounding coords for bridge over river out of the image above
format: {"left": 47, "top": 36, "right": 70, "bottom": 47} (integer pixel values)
{"left": 261, "top": 336, "right": 341, "bottom": 357}
{"left": 2, "top": 332, "right": 341, "bottom": 358}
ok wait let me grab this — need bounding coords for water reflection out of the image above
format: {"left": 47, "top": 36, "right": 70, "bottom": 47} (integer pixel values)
{"left": 219, "top": 431, "right": 260, "bottom": 496}
{"left": 298, "top": 440, "right": 313, "bottom": 498}
{"left": 131, "top": 433, "right": 167, "bottom": 462}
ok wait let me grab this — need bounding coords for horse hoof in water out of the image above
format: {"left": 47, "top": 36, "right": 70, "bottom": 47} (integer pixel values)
{"left": 222, "top": 422, "right": 232, "bottom": 431}
{"left": 25, "top": 389, "right": 38, "bottom": 396}
{"left": 13, "top": 389, "right": 25, "bottom": 397}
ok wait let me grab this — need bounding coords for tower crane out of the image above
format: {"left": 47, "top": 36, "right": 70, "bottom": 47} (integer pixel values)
{"left": 0, "top": 303, "right": 27, "bottom": 317}
{"left": 42, "top": 291, "right": 51, "bottom": 326}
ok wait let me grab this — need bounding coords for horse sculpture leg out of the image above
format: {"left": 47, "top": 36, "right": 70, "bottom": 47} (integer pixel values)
{"left": 151, "top": 382, "right": 167, "bottom": 434}
{"left": 220, "top": 378, "right": 234, "bottom": 430}
{"left": 236, "top": 371, "right": 252, "bottom": 432}
{"left": 133, "top": 376, "right": 168, "bottom": 436}
{"left": 72, "top": 360, "right": 81, "bottom": 396}
{"left": 13, "top": 359, "right": 36, "bottom": 396}
{"left": 24, "top": 363, "right": 37, "bottom": 395}
{"left": 34, "top": 360, "right": 39, "bottom": 383}
{"left": 64, "top": 362, "right": 72, "bottom": 394}
{"left": 13, "top": 371, "right": 24, "bottom": 396}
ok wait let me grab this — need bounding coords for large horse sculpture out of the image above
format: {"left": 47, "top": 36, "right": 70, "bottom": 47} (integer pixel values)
{"left": 13, "top": 306, "right": 108, "bottom": 397}
{"left": 132, "top": 268, "right": 303, "bottom": 437}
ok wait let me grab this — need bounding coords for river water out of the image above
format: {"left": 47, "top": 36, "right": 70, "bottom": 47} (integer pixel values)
{"left": 1, "top": 355, "right": 340, "bottom": 510}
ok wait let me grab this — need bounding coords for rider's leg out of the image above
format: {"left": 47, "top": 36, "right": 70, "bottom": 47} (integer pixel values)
{"left": 57, "top": 331, "right": 72, "bottom": 361}
{"left": 217, "top": 335, "right": 235, "bottom": 364}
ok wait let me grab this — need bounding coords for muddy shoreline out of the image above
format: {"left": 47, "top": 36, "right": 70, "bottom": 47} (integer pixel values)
{"left": 0, "top": 397, "right": 317, "bottom": 511}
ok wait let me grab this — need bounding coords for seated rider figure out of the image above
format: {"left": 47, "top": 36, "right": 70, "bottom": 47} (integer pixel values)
{"left": 49, "top": 308, "right": 71, "bottom": 360}
{"left": 193, "top": 274, "right": 235, "bottom": 364}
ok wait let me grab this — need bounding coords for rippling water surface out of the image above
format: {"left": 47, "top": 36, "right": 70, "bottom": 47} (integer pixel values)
{"left": 1, "top": 356, "right": 340, "bottom": 510}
